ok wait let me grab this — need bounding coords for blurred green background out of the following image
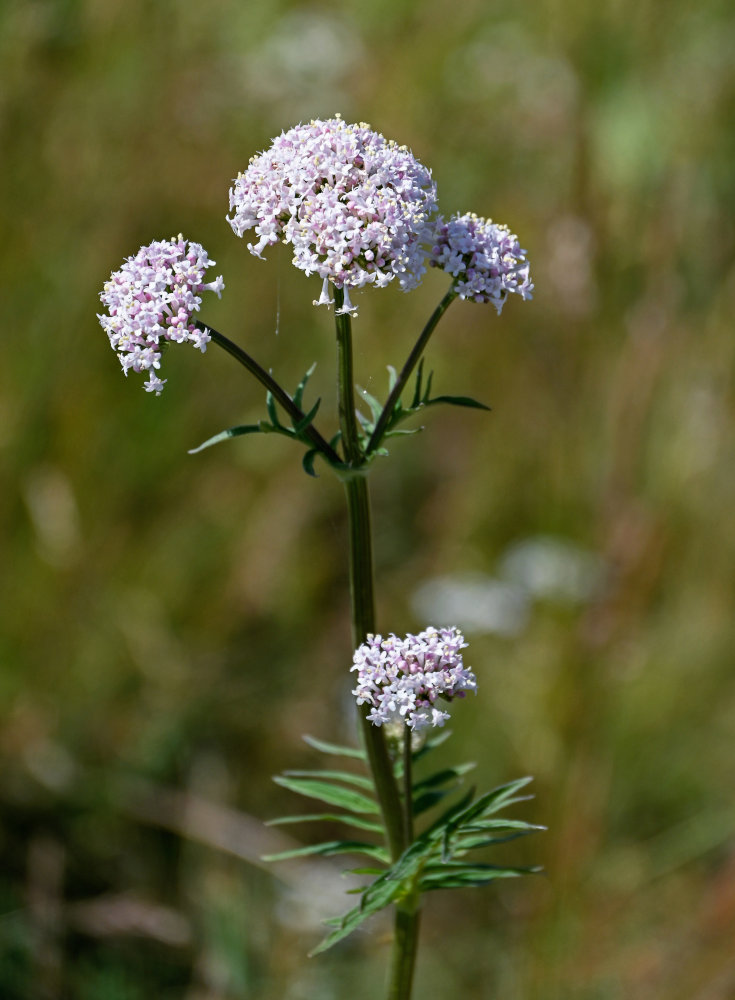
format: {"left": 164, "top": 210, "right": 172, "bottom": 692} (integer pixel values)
{"left": 2, "top": 0, "right": 735, "bottom": 997}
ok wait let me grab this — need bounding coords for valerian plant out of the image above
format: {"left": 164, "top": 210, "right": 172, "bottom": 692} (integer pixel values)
{"left": 98, "top": 114, "right": 539, "bottom": 1000}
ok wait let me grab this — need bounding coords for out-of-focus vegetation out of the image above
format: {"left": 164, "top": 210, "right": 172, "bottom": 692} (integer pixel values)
{"left": 2, "top": 0, "right": 735, "bottom": 997}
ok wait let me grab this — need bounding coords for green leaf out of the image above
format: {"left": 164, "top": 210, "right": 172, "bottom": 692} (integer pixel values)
{"left": 411, "top": 763, "right": 477, "bottom": 815}
{"left": 459, "top": 818, "right": 546, "bottom": 834}
{"left": 283, "top": 769, "right": 375, "bottom": 792}
{"left": 450, "top": 778, "right": 534, "bottom": 830}
{"left": 384, "top": 427, "right": 423, "bottom": 438}
{"left": 265, "top": 389, "right": 281, "bottom": 428}
{"left": 302, "top": 448, "right": 319, "bottom": 477}
{"left": 188, "top": 423, "right": 263, "bottom": 455}
{"left": 273, "top": 776, "right": 379, "bottom": 815}
{"left": 425, "top": 394, "right": 491, "bottom": 411}
{"left": 410, "top": 359, "right": 425, "bottom": 409}
{"left": 412, "top": 788, "right": 454, "bottom": 816}
{"left": 412, "top": 729, "right": 453, "bottom": 762}
{"left": 293, "top": 363, "right": 317, "bottom": 409}
{"left": 387, "top": 365, "right": 398, "bottom": 392}
{"left": 263, "top": 840, "right": 389, "bottom": 864}
{"left": 292, "top": 397, "right": 321, "bottom": 436}
{"left": 310, "top": 834, "right": 440, "bottom": 955}
{"left": 420, "top": 863, "right": 534, "bottom": 890}
{"left": 451, "top": 828, "right": 542, "bottom": 852}
{"left": 266, "top": 813, "right": 384, "bottom": 834}
{"left": 424, "top": 787, "right": 477, "bottom": 836}
{"left": 413, "top": 762, "right": 477, "bottom": 793}
{"left": 302, "top": 735, "right": 366, "bottom": 760}
{"left": 357, "top": 386, "right": 384, "bottom": 425}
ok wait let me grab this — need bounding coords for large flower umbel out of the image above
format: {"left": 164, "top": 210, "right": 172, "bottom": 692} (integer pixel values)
{"left": 227, "top": 115, "right": 438, "bottom": 315}
{"left": 352, "top": 626, "right": 476, "bottom": 732}
{"left": 98, "top": 236, "right": 224, "bottom": 395}
{"left": 431, "top": 212, "right": 533, "bottom": 313}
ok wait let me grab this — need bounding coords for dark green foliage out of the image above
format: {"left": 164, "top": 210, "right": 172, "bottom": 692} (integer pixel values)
{"left": 357, "top": 360, "right": 491, "bottom": 456}
{"left": 188, "top": 366, "right": 324, "bottom": 467}
{"left": 269, "top": 732, "right": 541, "bottom": 955}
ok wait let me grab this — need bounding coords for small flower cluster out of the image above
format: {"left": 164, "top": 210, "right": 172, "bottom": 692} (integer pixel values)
{"left": 98, "top": 236, "right": 224, "bottom": 394}
{"left": 351, "top": 626, "right": 476, "bottom": 732}
{"left": 430, "top": 213, "right": 533, "bottom": 313}
{"left": 227, "top": 115, "right": 438, "bottom": 315}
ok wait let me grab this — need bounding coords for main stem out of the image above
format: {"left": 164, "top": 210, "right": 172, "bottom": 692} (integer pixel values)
{"left": 387, "top": 732, "right": 421, "bottom": 1000}
{"left": 334, "top": 289, "right": 421, "bottom": 1000}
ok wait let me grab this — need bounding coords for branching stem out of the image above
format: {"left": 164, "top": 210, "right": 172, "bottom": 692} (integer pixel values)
{"left": 366, "top": 287, "right": 457, "bottom": 455}
{"left": 204, "top": 323, "right": 343, "bottom": 466}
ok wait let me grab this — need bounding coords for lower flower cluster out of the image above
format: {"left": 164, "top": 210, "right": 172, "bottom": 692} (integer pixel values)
{"left": 351, "top": 626, "right": 476, "bottom": 732}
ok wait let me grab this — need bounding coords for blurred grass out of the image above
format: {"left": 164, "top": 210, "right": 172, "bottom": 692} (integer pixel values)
{"left": 1, "top": 0, "right": 735, "bottom": 997}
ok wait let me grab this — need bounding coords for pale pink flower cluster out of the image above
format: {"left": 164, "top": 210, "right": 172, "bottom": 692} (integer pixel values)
{"left": 227, "top": 115, "right": 438, "bottom": 316}
{"left": 98, "top": 236, "right": 224, "bottom": 394}
{"left": 430, "top": 212, "right": 533, "bottom": 312}
{"left": 351, "top": 626, "right": 476, "bottom": 732}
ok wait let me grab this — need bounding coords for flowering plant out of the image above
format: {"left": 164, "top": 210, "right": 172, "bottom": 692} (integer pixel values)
{"left": 98, "top": 115, "right": 540, "bottom": 1000}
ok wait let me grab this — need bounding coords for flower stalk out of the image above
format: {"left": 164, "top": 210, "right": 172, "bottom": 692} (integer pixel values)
{"left": 366, "top": 288, "right": 457, "bottom": 455}
{"left": 205, "top": 324, "right": 343, "bottom": 467}
{"left": 335, "top": 287, "right": 421, "bottom": 999}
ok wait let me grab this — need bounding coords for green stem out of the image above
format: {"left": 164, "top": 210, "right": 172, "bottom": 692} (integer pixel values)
{"left": 334, "top": 296, "right": 363, "bottom": 466}
{"left": 204, "top": 323, "right": 343, "bottom": 467}
{"left": 386, "top": 729, "right": 421, "bottom": 1000}
{"left": 388, "top": 905, "right": 422, "bottom": 1000}
{"left": 402, "top": 727, "right": 414, "bottom": 847}
{"left": 366, "top": 287, "right": 457, "bottom": 455}
{"left": 334, "top": 288, "right": 421, "bottom": 1000}
{"left": 334, "top": 289, "right": 405, "bottom": 862}
{"left": 344, "top": 476, "right": 405, "bottom": 864}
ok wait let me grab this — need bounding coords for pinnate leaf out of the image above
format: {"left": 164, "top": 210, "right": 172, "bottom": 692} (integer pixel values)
{"left": 273, "top": 776, "right": 379, "bottom": 815}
